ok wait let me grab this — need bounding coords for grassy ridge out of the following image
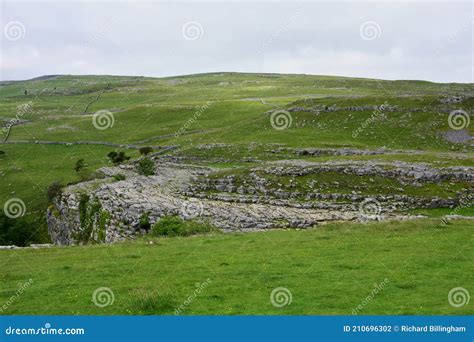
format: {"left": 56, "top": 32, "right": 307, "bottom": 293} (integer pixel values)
{"left": 0, "top": 219, "right": 472, "bottom": 315}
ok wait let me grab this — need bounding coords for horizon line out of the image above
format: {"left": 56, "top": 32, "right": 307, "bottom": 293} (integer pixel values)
{"left": 1, "top": 71, "right": 472, "bottom": 85}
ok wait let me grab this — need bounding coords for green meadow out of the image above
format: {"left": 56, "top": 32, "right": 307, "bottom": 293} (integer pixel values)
{"left": 1, "top": 219, "right": 472, "bottom": 315}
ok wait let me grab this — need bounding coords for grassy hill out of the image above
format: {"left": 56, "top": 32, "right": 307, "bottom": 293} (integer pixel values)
{"left": 0, "top": 73, "right": 472, "bottom": 315}
{"left": 0, "top": 73, "right": 472, "bottom": 211}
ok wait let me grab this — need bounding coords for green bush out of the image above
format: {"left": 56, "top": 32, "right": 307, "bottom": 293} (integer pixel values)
{"left": 139, "top": 146, "right": 153, "bottom": 156}
{"left": 151, "top": 215, "right": 217, "bottom": 237}
{"left": 139, "top": 212, "right": 151, "bottom": 231}
{"left": 74, "top": 159, "right": 86, "bottom": 173}
{"left": 137, "top": 157, "right": 155, "bottom": 176}
{"left": 108, "top": 151, "right": 130, "bottom": 165}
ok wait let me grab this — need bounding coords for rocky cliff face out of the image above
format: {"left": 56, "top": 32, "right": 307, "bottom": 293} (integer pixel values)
{"left": 46, "top": 163, "right": 363, "bottom": 245}
{"left": 47, "top": 160, "right": 471, "bottom": 245}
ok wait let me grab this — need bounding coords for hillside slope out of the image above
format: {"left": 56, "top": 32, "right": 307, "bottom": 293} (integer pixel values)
{"left": 0, "top": 73, "right": 472, "bottom": 245}
{"left": 1, "top": 73, "right": 472, "bottom": 204}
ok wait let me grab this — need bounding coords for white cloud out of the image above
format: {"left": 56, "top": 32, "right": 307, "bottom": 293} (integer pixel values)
{"left": 0, "top": 1, "right": 471, "bottom": 82}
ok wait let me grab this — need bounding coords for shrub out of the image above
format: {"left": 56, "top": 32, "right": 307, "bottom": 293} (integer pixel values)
{"left": 74, "top": 159, "right": 86, "bottom": 173}
{"left": 137, "top": 157, "right": 155, "bottom": 176}
{"left": 151, "top": 216, "right": 217, "bottom": 237}
{"left": 139, "top": 212, "right": 151, "bottom": 231}
{"left": 0, "top": 150, "right": 5, "bottom": 156}
{"left": 107, "top": 151, "right": 130, "bottom": 164}
{"left": 107, "top": 151, "right": 117, "bottom": 161}
{"left": 151, "top": 215, "right": 182, "bottom": 236}
{"left": 47, "top": 181, "right": 63, "bottom": 202}
{"left": 139, "top": 146, "right": 153, "bottom": 156}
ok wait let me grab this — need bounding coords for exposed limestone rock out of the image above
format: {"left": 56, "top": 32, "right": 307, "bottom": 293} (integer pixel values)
{"left": 294, "top": 147, "right": 423, "bottom": 157}
{"left": 442, "top": 129, "right": 473, "bottom": 144}
{"left": 47, "top": 160, "right": 472, "bottom": 245}
{"left": 439, "top": 96, "right": 465, "bottom": 104}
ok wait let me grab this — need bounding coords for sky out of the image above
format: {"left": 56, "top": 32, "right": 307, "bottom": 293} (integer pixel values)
{"left": 0, "top": 1, "right": 472, "bottom": 83}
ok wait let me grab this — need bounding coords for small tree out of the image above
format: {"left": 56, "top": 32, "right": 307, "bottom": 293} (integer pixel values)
{"left": 74, "top": 159, "right": 86, "bottom": 173}
{"left": 139, "top": 146, "right": 153, "bottom": 156}
{"left": 137, "top": 157, "right": 155, "bottom": 176}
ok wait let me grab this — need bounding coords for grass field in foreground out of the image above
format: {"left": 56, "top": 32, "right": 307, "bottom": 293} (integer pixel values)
{"left": 1, "top": 219, "right": 472, "bottom": 315}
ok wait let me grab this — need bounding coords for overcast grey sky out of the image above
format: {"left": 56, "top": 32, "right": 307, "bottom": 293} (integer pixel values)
{"left": 0, "top": 1, "right": 472, "bottom": 82}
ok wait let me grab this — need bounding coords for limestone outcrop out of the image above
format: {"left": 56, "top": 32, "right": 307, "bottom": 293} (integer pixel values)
{"left": 47, "top": 159, "right": 472, "bottom": 245}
